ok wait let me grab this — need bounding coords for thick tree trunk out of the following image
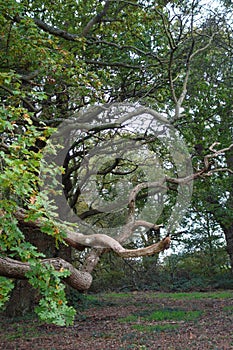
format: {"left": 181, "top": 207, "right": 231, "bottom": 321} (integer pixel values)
{"left": 4, "top": 280, "right": 38, "bottom": 317}
{"left": 3, "top": 225, "right": 73, "bottom": 318}
{"left": 208, "top": 211, "right": 233, "bottom": 272}
{"left": 206, "top": 148, "right": 233, "bottom": 272}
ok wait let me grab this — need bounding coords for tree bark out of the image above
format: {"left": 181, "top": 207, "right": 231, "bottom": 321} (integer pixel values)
{"left": 0, "top": 257, "right": 93, "bottom": 291}
{"left": 225, "top": 150, "right": 233, "bottom": 270}
{"left": 224, "top": 225, "right": 233, "bottom": 271}
{"left": 3, "top": 280, "right": 38, "bottom": 317}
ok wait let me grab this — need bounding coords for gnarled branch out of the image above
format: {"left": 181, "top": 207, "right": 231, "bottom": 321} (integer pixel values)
{"left": 0, "top": 257, "right": 92, "bottom": 291}
{"left": 64, "top": 229, "right": 170, "bottom": 257}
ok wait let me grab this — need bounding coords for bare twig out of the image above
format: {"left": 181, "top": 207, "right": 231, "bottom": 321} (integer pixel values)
{"left": 203, "top": 142, "right": 233, "bottom": 172}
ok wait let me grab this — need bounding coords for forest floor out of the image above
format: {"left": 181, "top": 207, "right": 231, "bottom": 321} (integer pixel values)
{"left": 0, "top": 290, "right": 233, "bottom": 350}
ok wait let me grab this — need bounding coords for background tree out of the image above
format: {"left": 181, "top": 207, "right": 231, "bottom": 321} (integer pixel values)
{"left": 176, "top": 12, "right": 233, "bottom": 268}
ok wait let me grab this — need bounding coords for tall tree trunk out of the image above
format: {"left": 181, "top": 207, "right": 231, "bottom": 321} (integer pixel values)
{"left": 3, "top": 225, "right": 72, "bottom": 317}
{"left": 207, "top": 149, "right": 233, "bottom": 272}
{"left": 224, "top": 150, "right": 233, "bottom": 271}
{"left": 224, "top": 224, "right": 233, "bottom": 272}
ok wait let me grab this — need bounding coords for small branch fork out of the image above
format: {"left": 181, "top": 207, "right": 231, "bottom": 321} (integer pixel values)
{"left": 156, "top": 2, "right": 219, "bottom": 121}
{"left": 203, "top": 142, "right": 233, "bottom": 175}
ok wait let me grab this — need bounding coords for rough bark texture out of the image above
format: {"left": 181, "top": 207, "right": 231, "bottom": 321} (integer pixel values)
{"left": 207, "top": 148, "right": 233, "bottom": 271}
{"left": 225, "top": 150, "right": 233, "bottom": 270}
{"left": 0, "top": 210, "right": 170, "bottom": 296}
{"left": 0, "top": 257, "right": 93, "bottom": 291}
{"left": 3, "top": 280, "right": 38, "bottom": 317}
{"left": 224, "top": 225, "right": 233, "bottom": 271}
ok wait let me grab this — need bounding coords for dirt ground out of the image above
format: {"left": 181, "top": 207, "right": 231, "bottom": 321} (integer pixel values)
{"left": 0, "top": 291, "right": 233, "bottom": 350}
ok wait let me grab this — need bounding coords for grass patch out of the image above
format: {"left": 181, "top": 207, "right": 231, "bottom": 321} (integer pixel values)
{"left": 132, "top": 324, "right": 179, "bottom": 333}
{"left": 223, "top": 305, "right": 233, "bottom": 312}
{"left": 85, "top": 294, "right": 100, "bottom": 302}
{"left": 118, "top": 307, "right": 202, "bottom": 324}
{"left": 145, "top": 308, "right": 202, "bottom": 322}
{"left": 119, "top": 314, "right": 139, "bottom": 323}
